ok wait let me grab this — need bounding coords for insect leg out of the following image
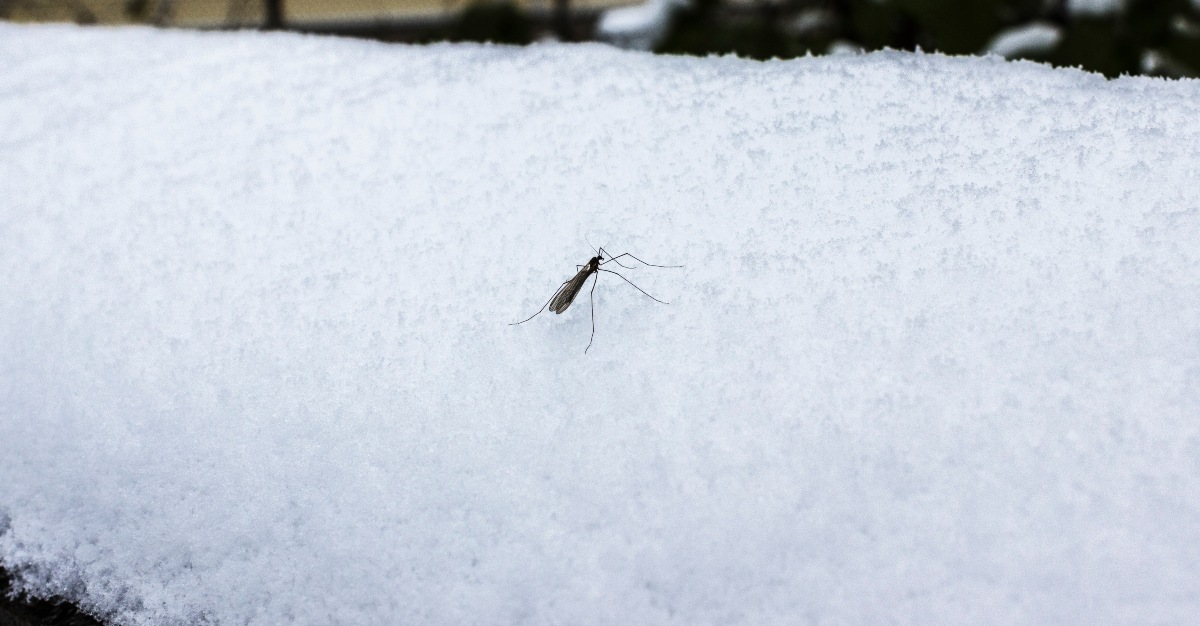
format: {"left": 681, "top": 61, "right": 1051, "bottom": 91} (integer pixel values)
{"left": 510, "top": 280, "right": 570, "bottom": 325}
{"left": 598, "top": 246, "right": 635, "bottom": 269}
{"left": 601, "top": 253, "right": 683, "bottom": 269}
{"left": 584, "top": 271, "right": 599, "bottom": 353}
{"left": 598, "top": 268, "right": 669, "bottom": 304}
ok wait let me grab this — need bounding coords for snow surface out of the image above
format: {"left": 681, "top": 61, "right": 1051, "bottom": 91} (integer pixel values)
{"left": 3, "top": 23, "right": 1200, "bottom": 626}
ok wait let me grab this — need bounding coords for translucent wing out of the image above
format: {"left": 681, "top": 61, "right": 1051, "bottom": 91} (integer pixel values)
{"left": 549, "top": 267, "right": 593, "bottom": 314}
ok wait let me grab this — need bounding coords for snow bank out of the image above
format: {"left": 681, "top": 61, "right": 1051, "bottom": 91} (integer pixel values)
{"left": 2, "top": 24, "right": 1200, "bottom": 625}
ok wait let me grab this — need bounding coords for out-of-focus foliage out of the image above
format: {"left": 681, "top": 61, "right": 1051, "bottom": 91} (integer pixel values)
{"left": 657, "top": 0, "right": 804, "bottom": 59}
{"left": 1048, "top": 0, "right": 1200, "bottom": 76}
{"left": 449, "top": 0, "right": 533, "bottom": 45}
{"left": 656, "top": 0, "right": 1200, "bottom": 78}
{"left": 123, "top": 0, "right": 149, "bottom": 19}
{"left": 840, "top": 0, "right": 1046, "bottom": 53}
{"left": 46, "top": 0, "right": 1195, "bottom": 78}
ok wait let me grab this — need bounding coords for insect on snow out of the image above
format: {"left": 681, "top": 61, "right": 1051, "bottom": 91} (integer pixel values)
{"left": 510, "top": 246, "right": 680, "bottom": 353}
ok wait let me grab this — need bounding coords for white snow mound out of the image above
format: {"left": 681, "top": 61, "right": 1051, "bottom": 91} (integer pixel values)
{"left": 3, "top": 24, "right": 1200, "bottom": 626}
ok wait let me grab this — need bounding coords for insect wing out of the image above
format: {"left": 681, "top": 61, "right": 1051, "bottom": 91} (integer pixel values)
{"left": 550, "top": 267, "right": 592, "bottom": 314}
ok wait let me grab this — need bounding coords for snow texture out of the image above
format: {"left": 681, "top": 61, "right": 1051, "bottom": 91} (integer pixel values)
{"left": 3, "top": 23, "right": 1200, "bottom": 626}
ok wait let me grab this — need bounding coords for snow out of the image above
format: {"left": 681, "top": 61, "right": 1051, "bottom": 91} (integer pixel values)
{"left": 985, "top": 23, "right": 1062, "bottom": 58}
{"left": 3, "top": 23, "right": 1200, "bottom": 626}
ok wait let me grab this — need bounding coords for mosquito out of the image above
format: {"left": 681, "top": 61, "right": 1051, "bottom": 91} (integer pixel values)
{"left": 510, "top": 246, "right": 680, "bottom": 353}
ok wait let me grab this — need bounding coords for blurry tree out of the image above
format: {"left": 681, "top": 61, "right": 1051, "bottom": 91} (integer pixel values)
{"left": 450, "top": 1, "right": 533, "bottom": 44}
{"left": 836, "top": 0, "right": 1047, "bottom": 53}
{"left": 654, "top": 0, "right": 1200, "bottom": 77}
{"left": 1046, "top": 0, "right": 1200, "bottom": 77}
{"left": 124, "top": 0, "right": 149, "bottom": 19}
{"left": 63, "top": 0, "right": 97, "bottom": 23}
{"left": 265, "top": 0, "right": 283, "bottom": 29}
{"left": 11, "top": 0, "right": 97, "bottom": 23}
{"left": 657, "top": 0, "right": 805, "bottom": 59}
{"left": 225, "top": 0, "right": 264, "bottom": 27}
{"left": 555, "top": 0, "right": 573, "bottom": 40}
{"left": 120, "top": 0, "right": 179, "bottom": 25}
{"left": 153, "top": 0, "right": 177, "bottom": 24}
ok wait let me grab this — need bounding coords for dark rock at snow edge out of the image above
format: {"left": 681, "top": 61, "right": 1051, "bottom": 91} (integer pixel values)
{"left": 0, "top": 567, "right": 106, "bottom": 626}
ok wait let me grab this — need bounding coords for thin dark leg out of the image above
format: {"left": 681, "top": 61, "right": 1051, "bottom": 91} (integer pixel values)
{"left": 601, "top": 252, "right": 682, "bottom": 269}
{"left": 599, "top": 268, "right": 669, "bottom": 304}
{"left": 584, "top": 272, "right": 599, "bottom": 353}
{"left": 598, "top": 246, "right": 635, "bottom": 269}
{"left": 510, "top": 280, "right": 569, "bottom": 325}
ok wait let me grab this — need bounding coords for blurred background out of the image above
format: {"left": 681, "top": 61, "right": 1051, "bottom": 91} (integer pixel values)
{"left": 3, "top": 0, "right": 1199, "bottom": 77}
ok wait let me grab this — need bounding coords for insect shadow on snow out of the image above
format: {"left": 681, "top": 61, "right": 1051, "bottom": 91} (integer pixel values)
{"left": 510, "top": 246, "right": 681, "bottom": 353}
